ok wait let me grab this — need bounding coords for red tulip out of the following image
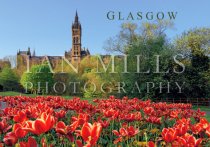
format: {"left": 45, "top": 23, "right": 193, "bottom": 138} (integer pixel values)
{"left": 175, "top": 124, "right": 188, "bottom": 136}
{"left": 143, "top": 107, "right": 154, "bottom": 115}
{"left": 1, "top": 95, "right": 210, "bottom": 146}
{"left": 80, "top": 122, "right": 102, "bottom": 146}
{"left": 19, "top": 137, "right": 37, "bottom": 147}
{"left": 170, "top": 110, "right": 179, "bottom": 119}
{"left": 13, "top": 123, "right": 28, "bottom": 138}
{"left": 13, "top": 111, "right": 28, "bottom": 123}
{"left": 76, "top": 140, "right": 83, "bottom": 147}
{"left": 148, "top": 141, "right": 155, "bottom": 147}
{"left": 161, "top": 128, "right": 177, "bottom": 143}
{"left": 199, "top": 118, "right": 209, "bottom": 129}
{"left": 0, "top": 119, "right": 12, "bottom": 133}
{"left": 70, "top": 113, "right": 89, "bottom": 131}
{"left": 3, "top": 132, "right": 18, "bottom": 146}
{"left": 109, "top": 95, "right": 115, "bottom": 99}
{"left": 23, "top": 112, "right": 55, "bottom": 135}
{"left": 122, "top": 112, "right": 141, "bottom": 122}
{"left": 176, "top": 118, "right": 191, "bottom": 126}
{"left": 177, "top": 133, "right": 202, "bottom": 146}
{"left": 55, "top": 110, "right": 66, "bottom": 119}
{"left": 119, "top": 128, "right": 128, "bottom": 136}
{"left": 145, "top": 116, "right": 161, "bottom": 124}
{"left": 55, "top": 121, "right": 69, "bottom": 135}
{"left": 112, "top": 125, "right": 139, "bottom": 144}
{"left": 97, "top": 118, "right": 110, "bottom": 128}
{"left": 103, "top": 108, "right": 119, "bottom": 119}
{"left": 127, "top": 126, "right": 139, "bottom": 137}
{"left": 195, "top": 108, "right": 206, "bottom": 118}
{"left": 55, "top": 121, "right": 74, "bottom": 142}
{"left": 191, "top": 123, "right": 203, "bottom": 134}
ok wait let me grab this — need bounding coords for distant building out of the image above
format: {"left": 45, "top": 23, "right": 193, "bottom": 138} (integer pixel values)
{"left": 65, "top": 11, "right": 90, "bottom": 62}
{"left": 17, "top": 11, "right": 90, "bottom": 70}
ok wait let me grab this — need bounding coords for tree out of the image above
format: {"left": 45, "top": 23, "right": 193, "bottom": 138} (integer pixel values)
{"left": 140, "top": 20, "right": 174, "bottom": 40}
{"left": 103, "top": 22, "right": 138, "bottom": 54}
{"left": 0, "top": 60, "right": 11, "bottom": 72}
{"left": 175, "top": 28, "right": 210, "bottom": 97}
{"left": 53, "top": 72, "right": 85, "bottom": 96}
{"left": 120, "top": 36, "right": 174, "bottom": 99}
{"left": 0, "top": 67, "right": 19, "bottom": 91}
{"left": 103, "top": 21, "right": 175, "bottom": 99}
{"left": 20, "top": 64, "right": 54, "bottom": 94}
{"left": 104, "top": 20, "right": 174, "bottom": 54}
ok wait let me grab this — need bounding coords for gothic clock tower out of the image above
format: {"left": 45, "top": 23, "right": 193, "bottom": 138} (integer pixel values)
{"left": 71, "top": 11, "right": 82, "bottom": 62}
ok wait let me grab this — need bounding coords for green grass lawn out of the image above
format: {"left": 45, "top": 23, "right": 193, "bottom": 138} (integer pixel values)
{"left": 0, "top": 91, "right": 91, "bottom": 101}
{"left": 205, "top": 115, "right": 210, "bottom": 122}
{"left": 0, "top": 91, "right": 36, "bottom": 97}
{"left": 192, "top": 105, "right": 210, "bottom": 111}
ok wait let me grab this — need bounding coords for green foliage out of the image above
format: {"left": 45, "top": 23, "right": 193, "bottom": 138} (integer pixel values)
{"left": 174, "top": 28, "right": 210, "bottom": 98}
{"left": 84, "top": 90, "right": 103, "bottom": 99}
{"left": 103, "top": 23, "right": 209, "bottom": 99}
{"left": 53, "top": 72, "right": 85, "bottom": 96}
{"left": 80, "top": 56, "right": 123, "bottom": 98}
{"left": 103, "top": 22, "right": 138, "bottom": 54}
{"left": 120, "top": 36, "right": 174, "bottom": 98}
{"left": 104, "top": 20, "right": 174, "bottom": 54}
{"left": 140, "top": 20, "right": 174, "bottom": 39}
{"left": 20, "top": 64, "right": 54, "bottom": 94}
{"left": 175, "top": 28, "right": 210, "bottom": 58}
{"left": 0, "top": 67, "right": 20, "bottom": 91}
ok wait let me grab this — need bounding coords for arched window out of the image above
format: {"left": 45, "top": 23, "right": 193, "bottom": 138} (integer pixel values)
{"left": 73, "top": 37, "right": 76, "bottom": 44}
{"left": 76, "top": 37, "right": 78, "bottom": 43}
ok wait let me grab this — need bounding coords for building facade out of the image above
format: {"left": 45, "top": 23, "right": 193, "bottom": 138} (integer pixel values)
{"left": 17, "top": 11, "right": 90, "bottom": 70}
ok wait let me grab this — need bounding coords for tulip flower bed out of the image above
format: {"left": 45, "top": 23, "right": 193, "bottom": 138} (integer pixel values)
{"left": 0, "top": 96, "right": 210, "bottom": 147}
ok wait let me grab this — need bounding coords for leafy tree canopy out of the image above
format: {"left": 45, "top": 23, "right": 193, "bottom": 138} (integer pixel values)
{"left": 21, "top": 64, "right": 54, "bottom": 94}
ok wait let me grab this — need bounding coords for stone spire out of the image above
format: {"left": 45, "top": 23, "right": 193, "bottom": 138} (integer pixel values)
{"left": 27, "top": 47, "right": 31, "bottom": 56}
{"left": 72, "top": 11, "right": 81, "bottom": 29}
{"left": 75, "top": 10, "right": 79, "bottom": 23}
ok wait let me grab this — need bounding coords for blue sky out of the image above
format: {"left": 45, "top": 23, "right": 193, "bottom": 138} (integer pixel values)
{"left": 0, "top": 0, "right": 209, "bottom": 58}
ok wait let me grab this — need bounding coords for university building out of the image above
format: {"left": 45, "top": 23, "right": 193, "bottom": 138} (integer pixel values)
{"left": 17, "top": 11, "right": 90, "bottom": 70}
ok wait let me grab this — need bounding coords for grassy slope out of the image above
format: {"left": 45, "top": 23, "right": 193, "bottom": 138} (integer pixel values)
{"left": 0, "top": 91, "right": 36, "bottom": 97}
{"left": 0, "top": 91, "right": 90, "bottom": 100}
{"left": 192, "top": 105, "right": 210, "bottom": 111}
{"left": 0, "top": 91, "right": 210, "bottom": 121}
{"left": 205, "top": 115, "right": 210, "bottom": 122}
